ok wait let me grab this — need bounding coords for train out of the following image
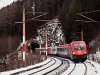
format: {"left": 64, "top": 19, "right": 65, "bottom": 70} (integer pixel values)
{"left": 35, "top": 41, "right": 87, "bottom": 62}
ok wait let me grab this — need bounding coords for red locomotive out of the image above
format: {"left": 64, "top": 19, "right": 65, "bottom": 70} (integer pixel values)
{"left": 35, "top": 41, "right": 87, "bottom": 62}
{"left": 68, "top": 41, "right": 87, "bottom": 62}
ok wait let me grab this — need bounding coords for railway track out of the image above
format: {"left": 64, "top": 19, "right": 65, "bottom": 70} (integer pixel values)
{"left": 11, "top": 58, "right": 53, "bottom": 75}
{"left": 44, "top": 57, "right": 69, "bottom": 75}
{"left": 68, "top": 62, "right": 87, "bottom": 75}
{"left": 16, "top": 56, "right": 69, "bottom": 75}
{"left": 61, "top": 59, "right": 88, "bottom": 75}
{"left": 67, "top": 62, "right": 76, "bottom": 75}
{"left": 83, "top": 63, "right": 87, "bottom": 75}
{"left": 30, "top": 58, "right": 57, "bottom": 75}
{"left": 17, "top": 57, "right": 57, "bottom": 75}
{"left": 13, "top": 57, "right": 61, "bottom": 75}
{"left": 1, "top": 57, "right": 99, "bottom": 75}
{"left": 30, "top": 57, "right": 69, "bottom": 75}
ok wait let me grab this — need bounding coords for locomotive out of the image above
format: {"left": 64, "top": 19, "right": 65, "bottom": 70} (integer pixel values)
{"left": 68, "top": 41, "right": 87, "bottom": 62}
{"left": 35, "top": 41, "right": 87, "bottom": 62}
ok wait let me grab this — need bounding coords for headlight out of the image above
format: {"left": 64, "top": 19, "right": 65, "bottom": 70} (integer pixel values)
{"left": 85, "top": 52, "right": 87, "bottom": 54}
{"left": 73, "top": 52, "right": 75, "bottom": 54}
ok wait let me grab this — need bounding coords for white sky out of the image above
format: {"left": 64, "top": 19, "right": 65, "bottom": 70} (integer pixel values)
{"left": 0, "top": 0, "right": 16, "bottom": 9}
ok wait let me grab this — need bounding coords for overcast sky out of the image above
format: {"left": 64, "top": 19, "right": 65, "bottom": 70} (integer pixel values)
{"left": 0, "top": 0, "right": 16, "bottom": 9}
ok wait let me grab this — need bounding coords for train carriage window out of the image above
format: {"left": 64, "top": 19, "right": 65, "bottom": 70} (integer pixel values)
{"left": 74, "top": 44, "right": 84, "bottom": 50}
{"left": 57, "top": 48, "right": 64, "bottom": 51}
{"left": 52, "top": 48, "right": 56, "bottom": 51}
{"left": 57, "top": 47, "right": 68, "bottom": 51}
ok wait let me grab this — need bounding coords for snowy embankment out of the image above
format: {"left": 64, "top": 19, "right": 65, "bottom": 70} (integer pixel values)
{"left": 86, "top": 60, "right": 100, "bottom": 75}
{"left": 0, "top": 57, "right": 62, "bottom": 75}
{"left": 0, "top": 57, "right": 51, "bottom": 75}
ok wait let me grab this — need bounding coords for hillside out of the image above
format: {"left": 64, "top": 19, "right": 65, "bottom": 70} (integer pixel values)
{"left": 0, "top": 0, "right": 62, "bottom": 57}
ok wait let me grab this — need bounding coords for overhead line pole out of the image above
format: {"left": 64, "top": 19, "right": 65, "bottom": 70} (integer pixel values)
{"left": 22, "top": 6, "right": 26, "bottom": 66}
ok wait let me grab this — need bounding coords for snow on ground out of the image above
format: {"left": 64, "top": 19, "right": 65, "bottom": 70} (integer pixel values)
{"left": 0, "top": 57, "right": 51, "bottom": 75}
{"left": 1, "top": 57, "right": 100, "bottom": 75}
{"left": 86, "top": 60, "right": 100, "bottom": 75}
{"left": 68, "top": 63, "right": 86, "bottom": 75}
{"left": 85, "top": 61, "right": 97, "bottom": 75}
{"left": 62, "top": 59, "right": 100, "bottom": 75}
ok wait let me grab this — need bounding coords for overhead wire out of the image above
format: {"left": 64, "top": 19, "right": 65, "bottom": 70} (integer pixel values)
{"left": 77, "top": 10, "right": 100, "bottom": 24}
{"left": 79, "top": 10, "right": 100, "bottom": 14}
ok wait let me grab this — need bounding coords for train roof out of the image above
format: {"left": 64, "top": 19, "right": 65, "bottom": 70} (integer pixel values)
{"left": 70, "top": 41, "right": 86, "bottom": 44}
{"left": 58, "top": 44, "right": 69, "bottom": 47}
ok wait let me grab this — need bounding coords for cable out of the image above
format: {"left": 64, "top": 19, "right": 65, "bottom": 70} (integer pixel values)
{"left": 77, "top": 13, "right": 100, "bottom": 24}
{"left": 79, "top": 10, "right": 100, "bottom": 14}
{"left": 25, "top": 12, "right": 49, "bottom": 22}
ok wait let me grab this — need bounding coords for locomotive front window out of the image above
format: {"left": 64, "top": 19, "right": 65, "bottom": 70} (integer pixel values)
{"left": 74, "top": 44, "right": 84, "bottom": 50}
